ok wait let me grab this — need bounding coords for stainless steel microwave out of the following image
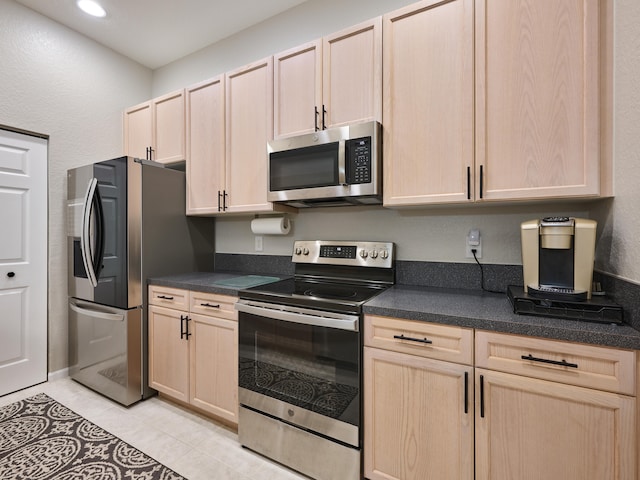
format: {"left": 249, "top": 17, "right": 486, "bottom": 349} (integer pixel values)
{"left": 267, "top": 121, "right": 382, "bottom": 208}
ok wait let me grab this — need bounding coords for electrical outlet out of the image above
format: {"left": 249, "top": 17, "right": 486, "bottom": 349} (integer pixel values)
{"left": 465, "top": 229, "right": 482, "bottom": 258}
{"left": 255, "top": 235, "right": 263, "bottom": 252}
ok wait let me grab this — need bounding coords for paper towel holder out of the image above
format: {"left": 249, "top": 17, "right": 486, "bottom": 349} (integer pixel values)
{"left": 250, "top": 215, "right": 292, "bottom": 235}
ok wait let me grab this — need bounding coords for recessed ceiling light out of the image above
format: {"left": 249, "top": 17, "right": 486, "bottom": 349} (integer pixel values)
{"left": 77, "top": 0, "right": 106, "bottom": 18}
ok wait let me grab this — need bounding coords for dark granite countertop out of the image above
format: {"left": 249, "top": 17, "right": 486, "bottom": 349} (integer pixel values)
{"left": 148, "top": 271, "right": 289, "bottom": 296}
{"left": 149, "top": 272, "right": 640, "bottom": 350}
{"left": 364, "top": 285, "right": 640, "bottom": 350}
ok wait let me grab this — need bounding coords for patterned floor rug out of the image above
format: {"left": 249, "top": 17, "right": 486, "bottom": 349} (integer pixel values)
{"left": 0, "top": 393, "right": 185, "bottom": 480}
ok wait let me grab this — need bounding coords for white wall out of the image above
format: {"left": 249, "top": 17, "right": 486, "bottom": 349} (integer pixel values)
{"left": 152, "top": 0, "right": 418, "bottom": 95}
{"left": 155, "top": 0, "right": 640, "bottom": 284}
{"left": 0, "top": 0, "right": 152, "bottom": 371}
{"left": 591, "top": 0, "right": 640, "bottom": 285}
{"left": 214, "top": 205, "right": 590, "bottom": 264}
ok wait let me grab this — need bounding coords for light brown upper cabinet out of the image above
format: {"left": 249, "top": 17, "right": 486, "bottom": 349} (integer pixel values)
{"left": 274, "top": 18, "right": 382, "bottom": 139}
{"left": 476, "top": 0, "right": 605, "bottom": 201}
{"left": 124, "top": 89, "right": 186, "bottom": 164}
{"left": 185, "top": 76, "right": 225, "bottom": 215}
{"left": 383, "top": 0, "right": 611, "bottom": 207}
{"left": 383, "top": 0, "right": 474, "bottom": 206}
{"left": 225, "top": 57, "right": 293, "bottom": 214}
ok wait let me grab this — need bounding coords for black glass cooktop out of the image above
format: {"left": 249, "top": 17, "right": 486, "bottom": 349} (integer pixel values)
{"left": 239, "top": 277, "right": 388, "bottom": 314}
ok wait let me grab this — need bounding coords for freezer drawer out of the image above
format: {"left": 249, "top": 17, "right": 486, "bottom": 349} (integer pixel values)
{"left": 68, "top": 298, "right": 143, "bottom": 406}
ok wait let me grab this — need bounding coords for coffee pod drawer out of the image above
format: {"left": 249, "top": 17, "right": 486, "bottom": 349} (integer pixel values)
{"left": 189, "top": 291, "right": 238, "bottom": 320}
{"left": 148, "top": 285, "right": 189, "bottom": 310}
{"left": 475, "top": 331, "right": 636, "bottom": 395}
{"left": 364, "top": 315, "right": 473, "bottom": 365}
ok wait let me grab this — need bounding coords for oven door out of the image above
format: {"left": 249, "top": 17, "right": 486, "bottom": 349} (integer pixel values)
{"left": 237, "top": 300, "right": 361, "bottom": 447}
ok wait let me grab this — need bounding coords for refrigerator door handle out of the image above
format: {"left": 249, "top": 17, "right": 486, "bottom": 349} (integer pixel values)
{"left": 69, "top": 301, "right": 125, "bottom": 322}
{"left": 81, "top": 178, "right": 100, "bottom": 288}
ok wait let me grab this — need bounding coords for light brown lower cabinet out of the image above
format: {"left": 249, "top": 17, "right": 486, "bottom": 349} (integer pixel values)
{"left": 148, "top": 286, "right": 238, "bottom": 425}
{"left": 475, "top": 331, "right": 636, "bottom": 480}
{"left": 364, "top": 317, "right": 637, "bottom": 480}
{"left": 363, "top": 315, "right": 474, "bottom": 480}
{"left": 364, "top": 346, "right": 474, "bottom": 480}
{"left": 475, "top": 368, "right": 635, "bottom": 480}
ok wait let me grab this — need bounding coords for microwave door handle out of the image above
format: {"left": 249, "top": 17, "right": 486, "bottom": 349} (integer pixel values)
{"left": 338, "top": 140, "right": 347, "bottom": 185}
{"left": 81, "top": 178, "right": 99, "bottom": 288}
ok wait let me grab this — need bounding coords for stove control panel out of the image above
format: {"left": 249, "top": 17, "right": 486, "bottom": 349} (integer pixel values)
{"left": 293, "top": 240, "right": 394, "bottom": 268}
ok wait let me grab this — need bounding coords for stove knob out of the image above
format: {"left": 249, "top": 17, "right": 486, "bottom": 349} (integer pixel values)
{"left": 295, "top": 247, "right": 302, "bottom": 255}
{"left": 370, "top": 250, "right": 378, "bottom": 259}
{"left": 380, "top": 249, "right": 389, "bottom": 259}
{"left": 303, "top": 247, "right": 309, "bottom": 255}
{"left": 359, "top": 249, "right": 368, "bottom": 259}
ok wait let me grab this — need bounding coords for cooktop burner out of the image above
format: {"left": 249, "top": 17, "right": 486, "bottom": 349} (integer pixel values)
{"left": 240, "top": 278, "right": 387, "bottom": 314}
{"left": 238, "top": 240, "right": 395, "bottom": 315}
{"left": 304, "top": 287, "right": 358, "bottom": 300}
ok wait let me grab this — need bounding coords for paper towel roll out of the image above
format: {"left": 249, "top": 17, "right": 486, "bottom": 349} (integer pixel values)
{"left": 251, "top": 217, "right": 291, "bottom": 235}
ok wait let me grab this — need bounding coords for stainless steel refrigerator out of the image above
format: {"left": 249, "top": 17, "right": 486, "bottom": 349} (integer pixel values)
{"left": 67, "top": 156, "right": 214, "bottom": 406}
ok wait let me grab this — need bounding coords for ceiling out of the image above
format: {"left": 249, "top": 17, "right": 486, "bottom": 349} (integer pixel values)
{"left": 14, "top": 0, "right": 308, "bottom": 69}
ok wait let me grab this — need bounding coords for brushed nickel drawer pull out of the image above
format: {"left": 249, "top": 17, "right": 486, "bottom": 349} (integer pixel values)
{"left": 157, "top": 295, "right": 174, "bottom": 300}
{"left": 393, "top": 334, "right": 432, "bottom": 345}
{"left": 521, "top": 354, "right": 578, "bottom": 369}
{"left": 201, "top": 303, "right": 220, "bottom": 308}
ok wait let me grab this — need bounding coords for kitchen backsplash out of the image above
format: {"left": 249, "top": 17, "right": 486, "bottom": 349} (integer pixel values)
{"left": 215, "top": 253, "right": 640, "bottom": 332}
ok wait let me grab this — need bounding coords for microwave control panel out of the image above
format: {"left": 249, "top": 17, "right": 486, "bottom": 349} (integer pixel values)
{"left": 345, "top": 136, "right": 372, "bottom": 184}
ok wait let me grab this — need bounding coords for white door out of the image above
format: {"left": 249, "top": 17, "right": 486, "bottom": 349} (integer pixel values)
{"left": 0, "top": 129, "right": 48, "bottom": 396}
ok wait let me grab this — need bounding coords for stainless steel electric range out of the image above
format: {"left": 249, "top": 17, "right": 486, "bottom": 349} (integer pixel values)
{"left": 235, "top": 240, "right": 395, "bottom": 480}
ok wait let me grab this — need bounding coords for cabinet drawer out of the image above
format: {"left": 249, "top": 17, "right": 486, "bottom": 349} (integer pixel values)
{"left": 189, "top": 291, "right": 238, "bottom": 320}
{"left": 475, "top": 331, "right": 636, "bottom": 395}
{"left": 364, "top": 315, "right": 473, "bottom": 365}
{"left": 148, "top": 285, "right": 189, "bottom": 309}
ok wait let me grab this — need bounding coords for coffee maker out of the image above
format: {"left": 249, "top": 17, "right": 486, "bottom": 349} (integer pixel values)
{"left": 521, "top": 217, "right": 597, "bottom": 301}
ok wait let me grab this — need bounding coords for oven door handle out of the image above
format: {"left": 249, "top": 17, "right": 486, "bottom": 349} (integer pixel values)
{"left": 235, "top": 301, "right": 359, "bottom": 332}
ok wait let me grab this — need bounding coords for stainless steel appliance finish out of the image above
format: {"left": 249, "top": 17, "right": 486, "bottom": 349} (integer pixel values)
{"left": 68, "top": 299, "right": 142, "bottom": 406}
{"left": 67, "top": 157, "right": 214, "bottom": 406}
{"left": 237, "top": 240, "right": 394, "bottom": 480}
{"left": 239, "top": 407, "right": 361, "bottom": 480}
{"left": 267, "top": 121, "right": 382, "bottom": 208}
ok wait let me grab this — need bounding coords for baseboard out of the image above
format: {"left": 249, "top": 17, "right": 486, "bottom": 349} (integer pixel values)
{"left": 48, "top": 368, "right": 69, "bottom": 381}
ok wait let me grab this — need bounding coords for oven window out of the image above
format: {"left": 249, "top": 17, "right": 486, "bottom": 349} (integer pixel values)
{"left": 239, "top": 313, "right": 360, "bottom": 426}
{"left": 269, "top": 142, "right": 339, "bottom": 191}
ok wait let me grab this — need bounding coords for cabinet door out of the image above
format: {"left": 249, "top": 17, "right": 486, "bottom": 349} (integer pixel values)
{"left": 323, "top": 17, "right": 382, "bottom": 129}
{"left": 152, "top": 89, "right": 185, "bottom": 164}
{"left": 274, "top": 40, "right": 322, "bottom": 139}
{"left": 364, "top": 346, "right": 473, "bottom": 480}
{"left": 186, "top": 77, "right": 225, "bottom": 214}
{"left": 475, "top": 369, "right": 635, "bottom": 480}
{"left": 475, "top": 0, "right": 601, "bottom": 201}
{"left": 225, "top": 57, "right": 275, "bottom": 213}
{"left": 124, "top": 101, "right": 151, "bottom": 160}
{"left": 189, "top": 313, "right": 238, "bottom": 425}
{"left": 148, "top": 305, "right": 189, "bottom": 402}
{"left": 383, "top": 0, "right": 474, "bottom": 206}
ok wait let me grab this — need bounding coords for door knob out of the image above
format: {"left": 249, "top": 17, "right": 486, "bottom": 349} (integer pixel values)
{"left": 7, "top": 272, "right": 15, "bottom": 278}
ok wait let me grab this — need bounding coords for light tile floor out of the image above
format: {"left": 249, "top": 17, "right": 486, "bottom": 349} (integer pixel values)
{"left": 0, "top": 377, "right": 308, "bottom": 480}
